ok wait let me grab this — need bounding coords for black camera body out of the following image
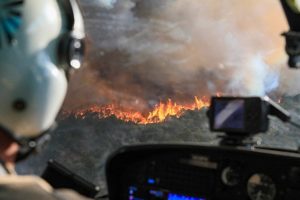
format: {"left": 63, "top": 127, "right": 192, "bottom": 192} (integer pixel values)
{"left": 208, "top": 96, "right": 291, "bottom": 137}
{"left": 209, "top": 97, "right": 270, "bottom": 134}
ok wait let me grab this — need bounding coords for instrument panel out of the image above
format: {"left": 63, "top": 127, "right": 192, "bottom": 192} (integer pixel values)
{"left": 106, "top": 144, "right": 300, "bottom": 200}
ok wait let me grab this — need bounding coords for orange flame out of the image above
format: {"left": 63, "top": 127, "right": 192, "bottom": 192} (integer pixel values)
{"left": 71, "top": 96, "right": 210, "bottom": 124}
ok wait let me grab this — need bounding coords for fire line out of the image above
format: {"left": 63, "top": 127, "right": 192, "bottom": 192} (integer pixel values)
{"left": 69, "top": 96, "right": 210, "bottom": 124}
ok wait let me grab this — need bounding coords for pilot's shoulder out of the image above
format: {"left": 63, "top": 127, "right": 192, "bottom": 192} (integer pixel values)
{"left": 54, "top": 189, "right": 92, "bottom": 200}
{"left": 0, "top": 175, "right": 53, "bottom": 192}
{"left": 0, "top": 175, "right": 90, "bottom": 200}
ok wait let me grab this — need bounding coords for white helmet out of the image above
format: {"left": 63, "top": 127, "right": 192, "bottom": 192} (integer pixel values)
{"left": 0, "top": 0, "right": 85, "bottom": 144}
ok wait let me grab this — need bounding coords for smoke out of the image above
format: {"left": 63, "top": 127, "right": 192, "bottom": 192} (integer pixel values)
{"left": 65, "top": 0, "right": 290, "bottom": 111}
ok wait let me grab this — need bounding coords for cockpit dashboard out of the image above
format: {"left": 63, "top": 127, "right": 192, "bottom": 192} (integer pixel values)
{"left": 106, "top": 144, "right": 300, "bottom": 200}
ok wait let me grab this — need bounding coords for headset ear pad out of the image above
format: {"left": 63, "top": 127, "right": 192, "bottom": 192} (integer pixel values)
{"left": 58, "top": 32, "right": 85, "bottom": 70}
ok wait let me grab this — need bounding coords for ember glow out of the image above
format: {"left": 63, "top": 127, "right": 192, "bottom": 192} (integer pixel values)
{"left": 70, "top": 96, "right": 210, "bottom": 124}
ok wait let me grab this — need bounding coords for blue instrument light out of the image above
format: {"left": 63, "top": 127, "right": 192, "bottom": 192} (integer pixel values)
{"left": 168, "top": 193, "right": 206, "bottom": 200}
{"left": 147, "top": 178, "right": 156, "bottom": 184}
{"left": 149, "top": 190, "right": 163, "bottom": 198}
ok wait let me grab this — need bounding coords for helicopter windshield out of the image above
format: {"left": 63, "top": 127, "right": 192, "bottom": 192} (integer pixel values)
{"left": 17, "top": 0, "right": 300, "bottom": 195}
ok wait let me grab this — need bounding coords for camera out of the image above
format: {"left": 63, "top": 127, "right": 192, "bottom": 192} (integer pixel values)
{"left": 208, "top": 96, "right": 290, "bottom": 135}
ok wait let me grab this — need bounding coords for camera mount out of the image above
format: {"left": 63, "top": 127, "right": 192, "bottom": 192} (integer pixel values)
{"left": 208, "top": 96, "right": 291, "bottom": 147}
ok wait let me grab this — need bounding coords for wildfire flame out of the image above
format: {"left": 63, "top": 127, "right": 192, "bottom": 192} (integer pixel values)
{"left": 70, "top": 96, "right": 210, "bottom": 124}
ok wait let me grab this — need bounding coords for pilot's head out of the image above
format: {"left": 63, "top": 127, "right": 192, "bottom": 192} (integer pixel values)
{"left": 0, "top": 0, "right": 85, "bottom": 159}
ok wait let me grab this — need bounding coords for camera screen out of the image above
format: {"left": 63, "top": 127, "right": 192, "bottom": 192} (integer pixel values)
{"left": 213, "top": 99, "right": 245, "bottom": 130}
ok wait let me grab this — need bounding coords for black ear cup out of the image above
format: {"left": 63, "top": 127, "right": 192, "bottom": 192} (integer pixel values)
{"left": 66, "top": 36, "right": 85, "bottom": 69}
{"left": 57, "top": 0, "right": 85, "bottom": 72}
{"left": 58, "top": 32, "right": 85, "bottom": 71}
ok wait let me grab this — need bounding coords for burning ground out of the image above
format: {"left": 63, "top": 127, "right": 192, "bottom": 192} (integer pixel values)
{"left": 63, "top": 96, "right": 210, "bottom": 124}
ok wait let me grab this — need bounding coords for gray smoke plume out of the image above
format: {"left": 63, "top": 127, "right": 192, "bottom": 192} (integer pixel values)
{"left": 65, "top": 0, "right": 292, "bottom": 111}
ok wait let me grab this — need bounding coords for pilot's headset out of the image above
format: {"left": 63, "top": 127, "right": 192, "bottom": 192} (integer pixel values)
{"left": 0, "top": 0, "right": 85, "bottom": 162}
{"left": 58, "top": 0, "right": 85, "bottom": 77}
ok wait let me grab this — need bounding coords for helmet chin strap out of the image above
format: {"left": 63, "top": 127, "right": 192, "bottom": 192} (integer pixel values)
{"left": 0, "top": 124, "right": 55, "bottom": 162}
